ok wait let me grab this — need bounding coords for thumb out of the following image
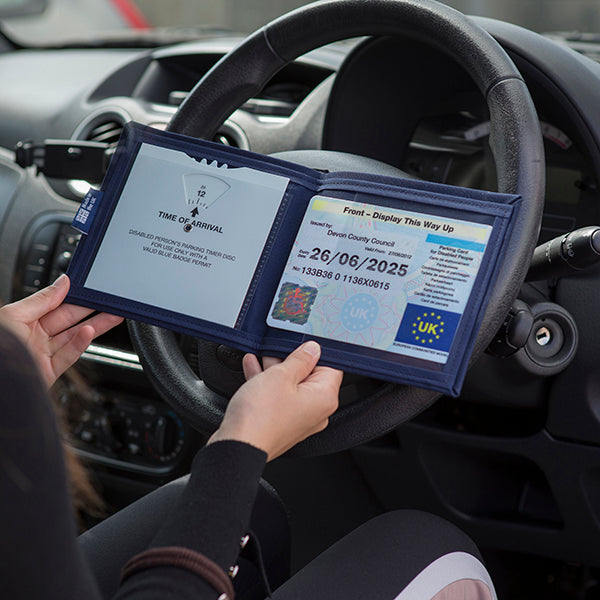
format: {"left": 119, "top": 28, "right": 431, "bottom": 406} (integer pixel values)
{"left": 280, "top": 340, "right": 321, "bottom": 382}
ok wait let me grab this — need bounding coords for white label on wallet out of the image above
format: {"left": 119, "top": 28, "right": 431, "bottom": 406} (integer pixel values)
{"left": 85, "top": 143, "right": 289, "bottom": 327}
{"left": 267, "top": 195, "right": 492, "bottom": 364}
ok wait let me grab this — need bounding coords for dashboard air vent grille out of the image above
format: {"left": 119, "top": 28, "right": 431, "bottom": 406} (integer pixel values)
{"left": 213, "top": 131, "right": 239, "bottom": 147}
{"left": 86, "top": 120, "right": 124, "bottom": 147}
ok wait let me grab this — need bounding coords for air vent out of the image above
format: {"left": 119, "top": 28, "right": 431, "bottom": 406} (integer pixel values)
{"left": 213, "top": 131, "right": 239, "bottom": 147}
{"left": 73, "top": 109, "right": 129, "bottom": 149}
{"left": 69, "top": 110, "right": 130, "bottom": 197}
{"left": 85, "top": 120, "right": 124, "bottom": 147}
{"left": 211, "top": 122, "right": 248, "bottom": 150}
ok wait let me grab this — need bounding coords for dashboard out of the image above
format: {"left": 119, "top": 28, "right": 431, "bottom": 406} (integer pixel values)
{"left": 2, "top": 13, "right": 600, "bottom": 570}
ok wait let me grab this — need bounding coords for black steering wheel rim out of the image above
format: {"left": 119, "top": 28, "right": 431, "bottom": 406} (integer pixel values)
{"left": 128, "top": 0, "right": 545, "bottom": 456}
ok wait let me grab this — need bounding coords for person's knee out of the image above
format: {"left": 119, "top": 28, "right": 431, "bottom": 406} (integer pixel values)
{"left": 359, "top": 510, "right": 482, "bottom": 562}
{"left": 271, "top": 510, "right": 492, "bottom": 600}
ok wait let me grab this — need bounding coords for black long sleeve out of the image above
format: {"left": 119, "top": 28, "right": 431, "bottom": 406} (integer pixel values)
{"left": 0, "top": 324, "right": 267, "bottom": 600}
{"left": 114, "top": 441, "right": 267, "bottom": 599}
{"left": 0, "top": 326, "right": 103, "bottom": 600}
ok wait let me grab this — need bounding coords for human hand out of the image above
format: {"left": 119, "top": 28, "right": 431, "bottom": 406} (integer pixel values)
{"left": 0, "top": 274, "right": 123, "bottom": 388}
{"left": 208, "top": 341, "right": 343, "bottom": 461}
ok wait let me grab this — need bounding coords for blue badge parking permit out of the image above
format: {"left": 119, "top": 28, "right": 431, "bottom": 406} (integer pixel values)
{"left": 66, "top": 122, "right": 522, "bottom": 397}
{"left": 266, "top": 195, "right": 492, "bottom": 367}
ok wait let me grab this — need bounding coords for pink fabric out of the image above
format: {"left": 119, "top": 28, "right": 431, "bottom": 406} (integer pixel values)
{"left": 430, "top": 579, "right": 493, "bottom": 600}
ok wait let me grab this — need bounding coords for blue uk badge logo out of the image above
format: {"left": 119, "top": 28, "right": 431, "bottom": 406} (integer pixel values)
{"left": 395, "top": 304, "right": 461, "bottom": 352}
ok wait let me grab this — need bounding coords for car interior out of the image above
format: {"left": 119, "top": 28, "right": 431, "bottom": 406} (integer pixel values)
{"left": 2, "top": 0, "right": 600, "bottom": 597}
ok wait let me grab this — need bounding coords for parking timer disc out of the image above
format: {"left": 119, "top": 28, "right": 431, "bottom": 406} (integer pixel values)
{"left": 183, "top": 171, "right": 231, "bottom": 210}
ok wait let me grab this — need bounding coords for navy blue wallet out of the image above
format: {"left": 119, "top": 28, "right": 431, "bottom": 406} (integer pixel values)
{"left": 66, "top": 122, "right": 521, "bottom": 396}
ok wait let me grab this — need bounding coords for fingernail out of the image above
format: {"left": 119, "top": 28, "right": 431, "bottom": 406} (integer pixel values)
{"left": 52, "top": 273, "right": 68, "bottom": 287}
{"left": 301, "top": 340, "right": 320, "bottom": 358}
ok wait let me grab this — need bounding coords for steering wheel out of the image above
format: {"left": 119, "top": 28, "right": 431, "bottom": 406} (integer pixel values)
{"left": 128, "top": 0, "right": 544, "bottom": 456}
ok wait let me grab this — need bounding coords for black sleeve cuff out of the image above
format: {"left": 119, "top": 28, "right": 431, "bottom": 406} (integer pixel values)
{"left": 149, "top": 440, "right": 267, "bottom": 571}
